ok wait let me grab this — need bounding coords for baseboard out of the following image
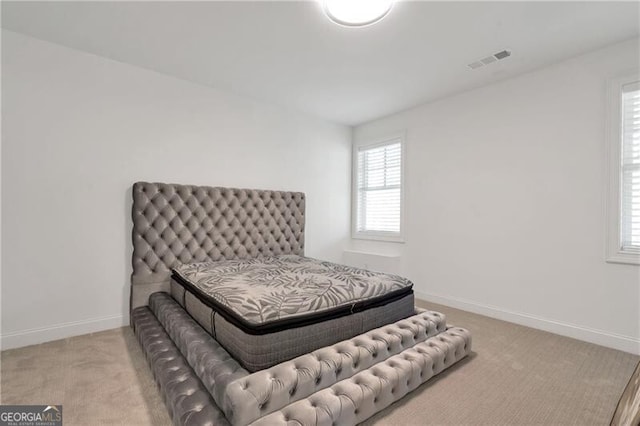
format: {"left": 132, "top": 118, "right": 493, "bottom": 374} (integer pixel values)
{"left": 1, "top": 314, "right": 128, "bottom": 350}
{"left": 414, "top": 290, "right": 640, "bottom": 355}
{"left": 3, "top": 295, "right": 637, "bottom": 355}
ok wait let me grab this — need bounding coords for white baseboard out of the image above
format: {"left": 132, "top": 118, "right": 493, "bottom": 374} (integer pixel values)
{"left": 1, "top": 314, "right": 128, "bottom": 350}
{"left": 414, "top": 290, "right": 640, "bottom": 355}
{"left": 3, "top": 294, "right": 638, "bottom": 355}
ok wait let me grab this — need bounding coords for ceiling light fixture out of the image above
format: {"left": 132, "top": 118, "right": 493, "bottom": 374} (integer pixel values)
{"left": 322, "top": 0, "right": 395, "bottom": 28}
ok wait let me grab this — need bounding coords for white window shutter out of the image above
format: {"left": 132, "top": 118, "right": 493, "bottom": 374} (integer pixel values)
{"left": 621, "top": 81, "right": 640, "bottom": 252}
{"left": 356, "top": 140, "right": 402, "bottom": 236}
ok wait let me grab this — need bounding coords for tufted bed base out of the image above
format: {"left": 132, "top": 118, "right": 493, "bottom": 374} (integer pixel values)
{"left": 132, "top": 292, "right": 471, "bottom": 426}
{"left": 251, "top": 326, "right": 471, "bottom": 426}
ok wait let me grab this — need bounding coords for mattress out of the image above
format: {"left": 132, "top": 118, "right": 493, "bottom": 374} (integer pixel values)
{"left": 171, "top": 255, "right": 414, "bottom": 333}
{"left": 169, "top": 255, "right": 415, "bottom": 371}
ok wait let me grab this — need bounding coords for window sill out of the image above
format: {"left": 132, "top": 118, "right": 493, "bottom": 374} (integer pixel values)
{"left": 352, "top": 232, "right": 405, "bottom": 243}
{"left": 606, "top": 250, "right": 640, "bottom": 266}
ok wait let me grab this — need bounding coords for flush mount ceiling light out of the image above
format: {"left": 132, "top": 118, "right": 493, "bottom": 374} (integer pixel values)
{"left": 322, "top": 0, "right": 395, "bottom": 27}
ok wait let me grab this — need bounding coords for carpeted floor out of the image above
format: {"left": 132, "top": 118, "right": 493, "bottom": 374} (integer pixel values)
{"left": 1, "top": 301, "right": 638, "bottom": 425}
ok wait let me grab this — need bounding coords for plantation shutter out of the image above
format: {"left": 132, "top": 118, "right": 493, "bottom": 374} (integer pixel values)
{"left": 621, "top": 81, "right": 640, "bottom": 251}
{"left": 356, "top": 140, "right": 402, "bottom": 235}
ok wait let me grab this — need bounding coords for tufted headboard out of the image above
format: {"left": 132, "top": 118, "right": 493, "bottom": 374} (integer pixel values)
{"left": 130, "top": 182, "right": 305, "bottom": 309}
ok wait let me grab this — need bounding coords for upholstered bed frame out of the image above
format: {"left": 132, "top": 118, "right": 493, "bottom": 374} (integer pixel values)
{"left": 130, "top": 182, "right": 471, "bottom": 426}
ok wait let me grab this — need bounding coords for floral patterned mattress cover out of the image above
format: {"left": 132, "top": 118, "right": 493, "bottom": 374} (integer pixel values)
{"left": 171, "top": 255, "right": 413, "bottom": 333}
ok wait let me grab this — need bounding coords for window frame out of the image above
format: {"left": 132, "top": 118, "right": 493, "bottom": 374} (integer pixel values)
{"left": 352, "top": 133, "right": 406, "bottom": 243}
{"left": 605, "top": 72, "right": 640, "bottom": 265}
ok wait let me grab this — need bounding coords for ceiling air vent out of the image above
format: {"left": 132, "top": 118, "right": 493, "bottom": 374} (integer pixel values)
{"left": 467, "top": 49, "right": 511, "bottom": 70}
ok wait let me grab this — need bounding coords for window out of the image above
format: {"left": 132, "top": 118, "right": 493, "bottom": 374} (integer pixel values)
{"left": 353, "top": 135, "right": 404, "bottom": 242}
{"left": 606, "top": 74, "right": 640, "bottom": 264}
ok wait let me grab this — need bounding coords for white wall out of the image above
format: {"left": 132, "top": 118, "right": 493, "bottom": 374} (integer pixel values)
{"left": 1, "top": 30, "right": 352, "bottom": 349}
{"left": 350, "top": 38, "right": 640, "bottom": 354}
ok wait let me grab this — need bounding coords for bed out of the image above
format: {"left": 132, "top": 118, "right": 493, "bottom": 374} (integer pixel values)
{"left": 130, "top": 182, "right": 471, "bottom": 425}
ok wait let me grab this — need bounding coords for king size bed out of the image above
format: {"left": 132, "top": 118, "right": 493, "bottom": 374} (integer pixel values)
{"left": 130, "top": 182, "right": 472, "bottom": 425}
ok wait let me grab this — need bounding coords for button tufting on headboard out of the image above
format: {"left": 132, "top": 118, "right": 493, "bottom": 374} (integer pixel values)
{"left": 131, "top": 182, "right": 305, "bottom": 286}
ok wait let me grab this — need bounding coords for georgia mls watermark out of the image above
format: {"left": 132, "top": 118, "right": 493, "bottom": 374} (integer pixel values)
{"left": 0, "top": 405, "right": 62, "bottom": 426}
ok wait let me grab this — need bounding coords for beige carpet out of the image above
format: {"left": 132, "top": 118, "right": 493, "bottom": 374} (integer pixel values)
{"left": 1, "top": 301, "right": 638, "bottom": 425}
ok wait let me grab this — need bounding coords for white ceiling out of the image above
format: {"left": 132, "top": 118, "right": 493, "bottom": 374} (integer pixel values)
{"left": 2, "top": 1, "right": 639, "bottom": 125}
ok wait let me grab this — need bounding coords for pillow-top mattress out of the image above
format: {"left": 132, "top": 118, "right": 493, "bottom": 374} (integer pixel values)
{"left": 171, "top": 254, "right": 414, "bottom": 334}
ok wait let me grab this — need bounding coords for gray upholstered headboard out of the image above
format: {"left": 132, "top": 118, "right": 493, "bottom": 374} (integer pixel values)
{"left": 130, "top": 182, "right": 305, "bottom": 309}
